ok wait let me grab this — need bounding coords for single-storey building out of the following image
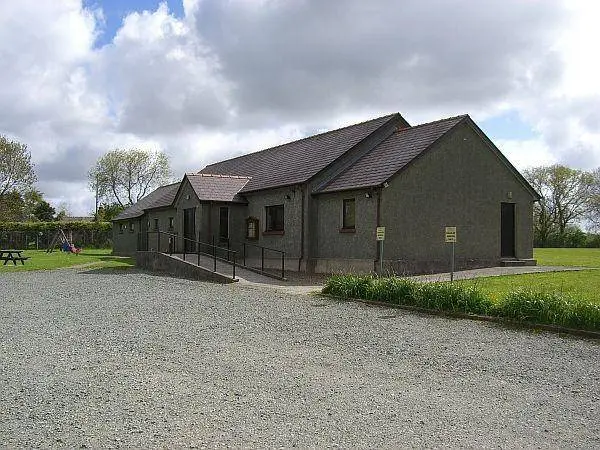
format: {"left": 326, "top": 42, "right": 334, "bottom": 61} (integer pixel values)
{"left": 113, "top": 112, "right": 540, "bottom": 274}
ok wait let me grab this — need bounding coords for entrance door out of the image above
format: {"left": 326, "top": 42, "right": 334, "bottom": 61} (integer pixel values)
{"left": 219, "top": 207, "right": 229, "bottom": 243}
{"left": 183, "top": 208, "right": 196, "bottom": 252}
{"left": 500, "top": 203, "right": 515, "bottom": 258}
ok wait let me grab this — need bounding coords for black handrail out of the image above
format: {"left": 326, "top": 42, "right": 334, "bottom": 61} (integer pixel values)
{"left": 145, "top": 230, "right": 237, "bottom": 281}
{"left": 240, "top": 241, "right": 285, "bottom": 280}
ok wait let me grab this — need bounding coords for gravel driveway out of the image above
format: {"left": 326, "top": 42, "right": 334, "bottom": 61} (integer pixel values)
{"left": 1, "top": 269, "right": 598, "bottom": 448}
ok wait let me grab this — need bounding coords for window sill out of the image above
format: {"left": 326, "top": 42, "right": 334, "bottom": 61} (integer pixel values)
{"left": 263, "top": 230, "right": 284, "bottom": 236}
{"left": 340, "top": 228, "right": 356, "bottom": 233}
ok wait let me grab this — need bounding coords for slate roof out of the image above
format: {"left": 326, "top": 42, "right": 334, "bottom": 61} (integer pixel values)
{"left": 319, "top": 115, "right": 467, "bottom": 193}
{"left": 185, "top": 174, "right": 251, "bottom": 203}
{"left": 200, "top": 113, "right": 401, "bottom": 192}
{"left": 114, "top": 182, "right": 180, "bottom": 220}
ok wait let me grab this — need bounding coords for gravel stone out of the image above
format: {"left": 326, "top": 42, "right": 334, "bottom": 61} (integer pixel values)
{"left": 1, "top": 269, "right": 599, "bottom": 448}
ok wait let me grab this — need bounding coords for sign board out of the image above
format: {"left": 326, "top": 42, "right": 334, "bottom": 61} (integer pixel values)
{"left": 376, "top": 227, "right": 386, "bottom": 241}
{"left": 445, "top": 226, "right": 457, "bottom": 243}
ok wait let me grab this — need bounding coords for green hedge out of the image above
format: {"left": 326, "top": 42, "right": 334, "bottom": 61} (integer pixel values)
{"left": 323, "top": 275, "right": 600, "bottom": 332}
{"left": 0, "top": 221, "right": 113, "bottom": 249}
{"left": 0, "top": 221, "right": 111, "bottom": 233}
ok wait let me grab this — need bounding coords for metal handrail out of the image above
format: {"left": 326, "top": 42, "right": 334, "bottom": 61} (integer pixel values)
{"left": 240, "top": 240, "right": 285, "bottom": 280}
{"left": 145, "top": 230, "right": 236, "bottom": 280}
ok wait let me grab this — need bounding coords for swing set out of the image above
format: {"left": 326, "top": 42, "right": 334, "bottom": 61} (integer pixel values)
{"left": 46, "top": 229, "right": 81, "bottom": 254}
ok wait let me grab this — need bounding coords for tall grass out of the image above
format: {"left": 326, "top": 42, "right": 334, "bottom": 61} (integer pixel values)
{"left": 323, "top": 274, "right": 600, "bottom": 332}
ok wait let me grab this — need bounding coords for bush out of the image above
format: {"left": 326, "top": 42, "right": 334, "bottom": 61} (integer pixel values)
{"left": 323, "top": 275, "right": 493, "bottom": 316}
{"left": 0, "top": 221, "right": 112, "bottom": 249}
{"left": 323, "top": 275, "right": 600, "bottom": 331}
{"left": 497, "top": 290, "right": 600, "bottom": 330}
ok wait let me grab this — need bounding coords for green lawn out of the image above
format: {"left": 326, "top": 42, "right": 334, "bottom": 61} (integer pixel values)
{"left": 534, "top": 247, "right": 600, "bottom": 268}
{"left": 458, "top": 248, "right": 600, "bottom": 304}
{"left": 0, "top": 249, "right": 134, "bottom": 272}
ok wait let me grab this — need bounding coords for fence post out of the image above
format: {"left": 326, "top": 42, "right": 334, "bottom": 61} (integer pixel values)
{"left": 213, "top": 236, "right": 217, "bottom": 272}
{"left": 261, "top": 247, "right": 265, "bottom": 273}
{"left": 157, "top": 231, "right": 161, "bottom": 253}
{"left": 243, "top": 243, "right": 246, "bottom": 267}
{"left": 232, "top": 252, "right": 236, "bottom": 280}
{"left": 281, "top": 252, "right": 285, "bottom": 280}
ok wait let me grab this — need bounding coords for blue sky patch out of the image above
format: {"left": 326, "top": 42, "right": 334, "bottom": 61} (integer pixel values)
{"left": 84, "top": 0, "right": 184, "bottom": 47}
{"left": 479, "top": 110, "right": 536, "bottom": 141}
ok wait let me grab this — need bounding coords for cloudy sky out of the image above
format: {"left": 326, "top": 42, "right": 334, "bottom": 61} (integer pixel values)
{"left": 0, "top": 0, "right": 598, "bottom": 215}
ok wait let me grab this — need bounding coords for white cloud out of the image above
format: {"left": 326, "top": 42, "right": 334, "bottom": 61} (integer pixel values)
{"left": 0, "top": 0, "right": 599, "bottom": 215}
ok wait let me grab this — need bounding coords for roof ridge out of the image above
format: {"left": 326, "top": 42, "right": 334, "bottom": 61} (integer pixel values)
{"left": 202, "top": 112, "right": 400, "bottom": 169}
{"left": 189, "top": 173, "right": 252, "bottom": 180}
{"left": 156, "top": 181, "right": 181, "bottom": 188}
{"left": 398, "top": 114, "right": 468, "bottom": 133}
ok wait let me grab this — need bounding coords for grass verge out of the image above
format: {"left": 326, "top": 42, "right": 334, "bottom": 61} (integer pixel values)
{"left": 534, "top": 247, "right": 600, "bottom": 268}
{"left": 0, "top": 249, "right": 134, "bottom": 272}
{"left": 323, "top": 274, "right": 600, "bottom": 332}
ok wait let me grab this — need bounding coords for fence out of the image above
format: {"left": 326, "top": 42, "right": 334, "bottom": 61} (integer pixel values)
{"left": 0, "top": 223, "right": 112, "bottom": 250}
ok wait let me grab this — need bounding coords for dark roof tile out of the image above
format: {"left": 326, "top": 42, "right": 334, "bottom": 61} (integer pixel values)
{"left": 319, "top": 115, "right": 466, "bottom": 193}
{"left": 186, "top": 173, "right": 250, "bottom": 203}
{"left": 200, "top": 113, "right": 401, "bottom": 192}
{"left": 114, "top": 182, "right": 180, "bottom": 220}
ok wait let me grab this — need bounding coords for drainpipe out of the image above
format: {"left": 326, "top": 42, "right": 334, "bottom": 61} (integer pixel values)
{"left": 376, "top": 188, "right": 382, "bottom": 268}
{"left": 299, "top": 185, "right": 305, "bottom": 272}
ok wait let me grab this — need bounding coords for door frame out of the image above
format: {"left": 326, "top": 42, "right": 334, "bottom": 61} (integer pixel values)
{"left": 500, "top": 202, "right": 516, "bottom": 258}
{"left": 219, "top": 206, "right": 229, "bottom": 243}
{"left": 183, "top": 207, "right": 196, "bottom": 252}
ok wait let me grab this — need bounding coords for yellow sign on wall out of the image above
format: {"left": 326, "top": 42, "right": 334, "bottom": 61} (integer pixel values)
{"left": 445, "top": 226, "right": 457, "bottom": 243}
{"left": 376, "top": 227, "right": 386, "bottom": 241}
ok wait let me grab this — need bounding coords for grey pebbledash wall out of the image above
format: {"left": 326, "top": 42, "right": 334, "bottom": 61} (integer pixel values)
{"left": 309, "top": 189, "right": 378, "bottom": 273}
{"left": 379, "top": 121, "right": 535, "bottom": 274}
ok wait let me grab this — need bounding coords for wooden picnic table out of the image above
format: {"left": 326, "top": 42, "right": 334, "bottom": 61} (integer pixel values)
{"left": 0, "top": 249, "right": 29, "bottom": 265}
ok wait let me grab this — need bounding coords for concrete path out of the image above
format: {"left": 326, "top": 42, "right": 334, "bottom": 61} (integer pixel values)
{"left": 241, "top": 265, "right": 591, "bottom": 296}
{"left": 410, "top": 265, "right": 589, "bottom": 283}
{"left": 171, "top": 252, "right": 592, "bottom": 295}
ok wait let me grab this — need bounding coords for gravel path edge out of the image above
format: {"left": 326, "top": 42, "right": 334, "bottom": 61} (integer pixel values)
{"left": 320, "top": 293, "right": 600, "bottom": 340}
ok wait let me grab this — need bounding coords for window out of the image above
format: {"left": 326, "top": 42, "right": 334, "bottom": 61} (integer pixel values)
{"left": 119, "top": 223, "right": 125, "bottom": 234}
{"left": 129, "top": 222, "right": 135, "bottom": 233}
{"left": 168, "top": 217, "right": 174, "bottom": 230}
{"left": 219, "top": 207, "right": 229, "bottom": 241}
{"left": 154, "top": 218, "right": 159, "bottom": 230}
{"left": 265, "top": 205, "right": 284, "bottom": 233}
{"left": 246, "top": 217, "right": 259, "bottom": 240}
{"left": 342, "top": 198, "right": 356, "bottom": 230}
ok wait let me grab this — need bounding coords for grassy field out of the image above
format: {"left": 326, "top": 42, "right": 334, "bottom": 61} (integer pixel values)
{"left": 458, "top": 248, "right": 600, "bottom": 304}
{"left": 0, "top": 249, "right": 134, "bottom": 272}
{"left": 534, "top": 248, "right": 600, "bottom": 268}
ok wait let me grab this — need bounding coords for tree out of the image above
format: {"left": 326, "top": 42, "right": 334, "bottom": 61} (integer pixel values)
{"left": 33, "top": 200, "right": 56, "bottom": 221}
{"left": 524, "top": 165, "right": 594, "bottom": 246}
{"left": 94, "top": 202, "right": 125, "bottom": 222}
{"left": 0, "top": 190, "right": 25, "bottom": 221}
{"left": 587, "top": 168, "right": 600, "bottom": 230}
{"left": 0, "top": 135, "right": 36, "bottom": 196}
{"left": 89, "top": 148, "right": 171, "bottom": 208}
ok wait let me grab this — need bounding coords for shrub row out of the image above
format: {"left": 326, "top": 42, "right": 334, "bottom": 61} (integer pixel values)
{"left": 322, "top": 275, "right": 600, "bottom": 332}
{"left": 0, "top": 221, "right": 113, "bottom": 249}
{"left": 0, "top": 221, "right": 111, "bottom": 233}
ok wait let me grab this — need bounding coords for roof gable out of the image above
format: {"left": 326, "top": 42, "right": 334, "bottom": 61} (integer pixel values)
{"left": 200, "top": 113, "right": 404, "bottom": 192}
{"left": 319, "top": 115, "right": 466, "bottom": 193}
{"left": 113, "top": 182, "right": 180, "bottom": 221}
{"left": 185, "top": 173, "right": 250, "bottom": 203}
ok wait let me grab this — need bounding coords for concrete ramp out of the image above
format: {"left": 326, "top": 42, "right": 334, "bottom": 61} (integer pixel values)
{"left": 136, "top": 251, "right": 236, "bottom": 283}
{"left": 169, "top": 253, "right": 284, "bottom": 284}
